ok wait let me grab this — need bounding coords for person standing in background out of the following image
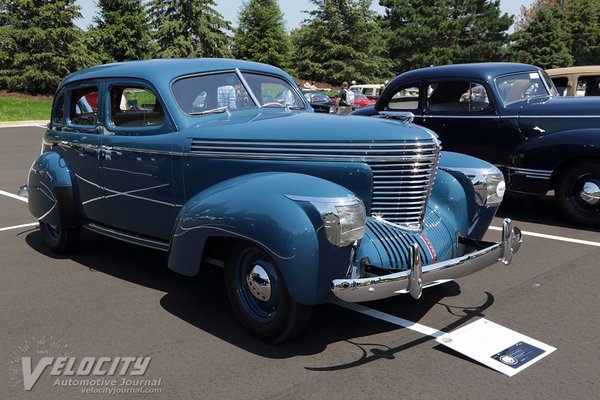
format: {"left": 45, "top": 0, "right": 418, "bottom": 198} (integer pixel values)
{"left": 337, "top": 81, "right": 353, "bottom": 115}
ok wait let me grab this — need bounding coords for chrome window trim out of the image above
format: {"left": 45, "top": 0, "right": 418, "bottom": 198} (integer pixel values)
{"left": 493, "top": 70, "right": 551, "bottom": 106}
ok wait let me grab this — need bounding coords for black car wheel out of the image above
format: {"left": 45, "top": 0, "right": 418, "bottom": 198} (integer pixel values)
{"left": 556, "top": 162, "right": 600, "bottom": 225}
{"left": 225, "top": 241, "right": 312, "bottom": 343}
{"left": 39, "top": 221, "right": 80, "bottom": 253}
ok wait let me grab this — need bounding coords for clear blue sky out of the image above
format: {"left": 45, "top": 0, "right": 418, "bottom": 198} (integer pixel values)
{"left": 74, "top": 0, "right": 533, "bottom": 31}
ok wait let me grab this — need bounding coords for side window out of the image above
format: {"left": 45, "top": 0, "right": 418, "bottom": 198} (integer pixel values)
{"left": 70, "top": 87, "right": 98, "bottom": 126}
{"left": 551, "top": 77, "right": 569, "bottom": 96}
{"left": 388, "top": 85, "right": 420, "bottom": 111}
{"left": 109, "top": 85, "right": 164, "bottom": 127}
{"left": 578, "top": 76, "right": 600, "bottom": 96}
{"left": 427, "top": 81, "right": 492, "bottom": 114}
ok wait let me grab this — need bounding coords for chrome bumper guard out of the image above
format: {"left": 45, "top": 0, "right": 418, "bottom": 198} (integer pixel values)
{"left": 331, "top": 218, "right": 522, "bottom": 303}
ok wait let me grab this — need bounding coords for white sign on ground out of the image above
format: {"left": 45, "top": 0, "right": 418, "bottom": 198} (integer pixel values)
{"left": 436, "top": 318, "right": 556, "bottom": 377}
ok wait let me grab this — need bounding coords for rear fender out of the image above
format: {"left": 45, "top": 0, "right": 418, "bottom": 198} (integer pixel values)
{"left": 168, "top": 172, "right": 356, "bottom": 305}
{"left": 27, "top": 151, "right": 79, "bottom": 228}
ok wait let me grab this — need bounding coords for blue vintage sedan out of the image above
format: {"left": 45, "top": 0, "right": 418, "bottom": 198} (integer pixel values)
{"left": 21, "top": 59, "right": 521, "bottom": 342}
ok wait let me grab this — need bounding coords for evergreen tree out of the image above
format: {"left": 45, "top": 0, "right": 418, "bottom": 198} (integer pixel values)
{"left": 565, "top": 0, "right": 600, "bottom": 65}
{"left": 148, "top": 0, "right": 231, "bottom": 59}
{"left": 510, "top": 3, "right": 573, "bottom": 69}
{"left": 232, "top": 0, "right": 290, "bottom": 68}
{"left": 380, "top": 0, "right": 513, "bottom": 73}
{"left": 290, "top": 0, "right": 391, "bottom": 84}
{"left": 91, "top": 0, "right": 153, "bottom": 63}
{"left": 0, "top": 0, "right": 101, "bottom": 94}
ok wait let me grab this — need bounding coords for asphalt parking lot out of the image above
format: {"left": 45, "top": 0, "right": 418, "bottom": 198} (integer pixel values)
{"left": 1, "top": 126, "right": 599, "bottom": 400}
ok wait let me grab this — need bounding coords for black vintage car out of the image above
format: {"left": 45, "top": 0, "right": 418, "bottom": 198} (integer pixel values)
{"left": 354, "top": 62, "right": 600, "bottom": 225}
{"left": 302, "top": 89, "right": 338, "bottom": 113}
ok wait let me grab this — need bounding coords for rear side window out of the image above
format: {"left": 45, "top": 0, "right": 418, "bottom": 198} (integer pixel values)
{"left": 70, "top": 87, "right": 98, "bottom": 126}
{"left": 109, "top": 86, "right": 164, "bottom": 127}
{"left": 578, "top": 75, "right": 600, "bottom": 96}
{"left": 53, "top": 93, "right": 65, "bottom": 125}
{"left": 388, "top": 84, "right": 420, "bottom": 111}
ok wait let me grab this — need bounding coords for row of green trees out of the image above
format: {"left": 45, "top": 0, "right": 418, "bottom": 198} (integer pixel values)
{"left": 0, "top": 0, "right": 598, "bottom": 94}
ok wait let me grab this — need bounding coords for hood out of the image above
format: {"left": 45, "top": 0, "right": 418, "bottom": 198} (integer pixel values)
{"left": 518, "top": 96, "right": 600, "bottom": 117}
{"left": 516, "top": 96, "right": 600, "bottom": 137}
{"left": 185, "top": 108, "right": 437, "bottom": 143}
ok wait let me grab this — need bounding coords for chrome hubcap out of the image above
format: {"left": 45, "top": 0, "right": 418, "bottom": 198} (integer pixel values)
{"left": 246, "top": 264, "right": 271, "bottom": 302}
{"left": 580, "top": 181, "right": 600, "bottom": 205}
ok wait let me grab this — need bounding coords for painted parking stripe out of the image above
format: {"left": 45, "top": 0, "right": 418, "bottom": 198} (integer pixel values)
{"left": 0, "top": 189, "right": 27, "bottom": 203}
{"left": 332, "top": 299, "right": 444, "bottom": 338}
{"left": 489, "top": 225, "right": 600, "bottom": 247}
{"left": 0, "top": 222, "right": 38, "bottom": 232}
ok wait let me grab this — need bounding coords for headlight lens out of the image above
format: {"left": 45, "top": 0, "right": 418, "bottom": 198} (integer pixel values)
{"left": 286, "top": 194, "right": 366, "bottom": 247}
{"left": 442, "top": 166, "right": 506, "bottom": 206}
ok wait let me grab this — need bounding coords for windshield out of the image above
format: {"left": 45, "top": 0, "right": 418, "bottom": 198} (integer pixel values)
{"left": 495, "top": 71, "right": 551, "bottom": 105}
{"left": 172, "top": 71, "right": 306, "bottom": 115}
{"left": 350, "top": 89, "right": 367, "bottom": 99}
{"left": 304, "top": 91, "right": 330, "bottom": 103}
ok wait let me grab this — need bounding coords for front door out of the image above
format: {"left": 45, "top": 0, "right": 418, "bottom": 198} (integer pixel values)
{"left": 419, "top": 79, "right": 519, "bottom": 166}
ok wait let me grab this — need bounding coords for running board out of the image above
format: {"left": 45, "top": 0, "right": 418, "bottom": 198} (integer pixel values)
{"left": 84, "top": 223, "right": 170, "bottom": 252}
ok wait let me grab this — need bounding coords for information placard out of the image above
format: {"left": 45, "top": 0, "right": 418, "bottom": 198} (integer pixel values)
{"left": 436, "top": 318, "right": 556, "bottom": 377}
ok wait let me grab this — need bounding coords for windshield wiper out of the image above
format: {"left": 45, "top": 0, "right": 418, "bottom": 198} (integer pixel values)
{"left": 189, "top": 107, "right": 229, "bottom": 116}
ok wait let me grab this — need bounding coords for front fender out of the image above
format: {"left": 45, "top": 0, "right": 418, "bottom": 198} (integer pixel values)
{"left": 510, "top": 128, "right": 600, "bottom": 191}
{"left": 27, "top": 151, "right": 78, "bottom": 227}
{"left": 168, "top": 172, "right": 357, "bottom": 305}
{"left": 436, "top": 151, "right": 499, "bottom": 239}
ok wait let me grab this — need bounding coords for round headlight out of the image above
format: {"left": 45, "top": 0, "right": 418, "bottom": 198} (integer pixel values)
{"left": 286, "top": 194, "right": 366, "bottom": 247}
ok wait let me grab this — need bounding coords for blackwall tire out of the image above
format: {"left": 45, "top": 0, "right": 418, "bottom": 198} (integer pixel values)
{"left": 556, "top": 162, "right": 600, "bottom": 226}
{"left": 39, "top": 221, "right": 80, "bottom": 253}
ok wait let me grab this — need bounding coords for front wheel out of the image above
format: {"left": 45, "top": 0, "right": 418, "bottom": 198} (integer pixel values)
{"left": 39, "top": 221, "right": 80, "bottom": 253}
{"left": 556, "top": 162, "right": 600, "bottom": 225}
{"left": 225, "top": 242, "right": 312, "bottom": 343}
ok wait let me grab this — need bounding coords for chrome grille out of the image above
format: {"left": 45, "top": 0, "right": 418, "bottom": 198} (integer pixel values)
{"left": 189, "top": 137, "right": 440, "bottom": 230}
{"left": 367, "top": 139, "right": 439, "bottom": 230}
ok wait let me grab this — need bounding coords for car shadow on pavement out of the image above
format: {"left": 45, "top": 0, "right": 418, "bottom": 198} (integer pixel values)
{"left": 497, "top": 193, "right": 600, "bottom": 233}
{"left": 26, "top": 228, "right": 494, "bottom": 362}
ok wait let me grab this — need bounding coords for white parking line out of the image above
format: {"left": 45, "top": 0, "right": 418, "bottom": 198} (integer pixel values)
{"left": 332, "top": 299, "right": 444, "bottom": 338}
{"left": 0, "top": 189, "right": 27, "bottom": 203}
{"left": 0, "top": 222, "right": 38, "bottom": 232}
{"left": 489, "top": 225, "right": 600, "bottom": 247}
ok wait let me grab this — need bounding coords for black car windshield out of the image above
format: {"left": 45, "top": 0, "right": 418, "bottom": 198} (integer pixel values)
{"left": 172, "top": 71, "right": 305, "bottom": 115}
{"left": 495, "top": 71, "right": 551, "bottom": 105}
{"left": 304, "top": 91, "right": 330, "bottom": 103}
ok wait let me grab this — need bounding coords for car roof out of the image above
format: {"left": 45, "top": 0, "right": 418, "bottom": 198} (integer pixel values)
{"left": 394, "top": 62, "right": 540, "bottom": 82}
{"left": 59, "top": 58, "right": 290, "bottom": 89}
{"left": 546, "top": 65, "right": 600, "bottom": 76}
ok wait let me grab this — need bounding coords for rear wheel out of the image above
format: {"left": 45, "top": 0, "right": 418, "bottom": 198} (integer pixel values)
{"left": 225, "top": 241, "right": 312, "bottom": 343}
{"left": 39, "top": 221, "right": 80, "bottom": 253}
{"left": 556, "top": 162, "right": 600, "bottom": 225}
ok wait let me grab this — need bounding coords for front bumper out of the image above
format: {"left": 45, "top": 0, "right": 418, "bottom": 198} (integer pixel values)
{"left": 331, "top": 218, "right": 522, "bottom": 302}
